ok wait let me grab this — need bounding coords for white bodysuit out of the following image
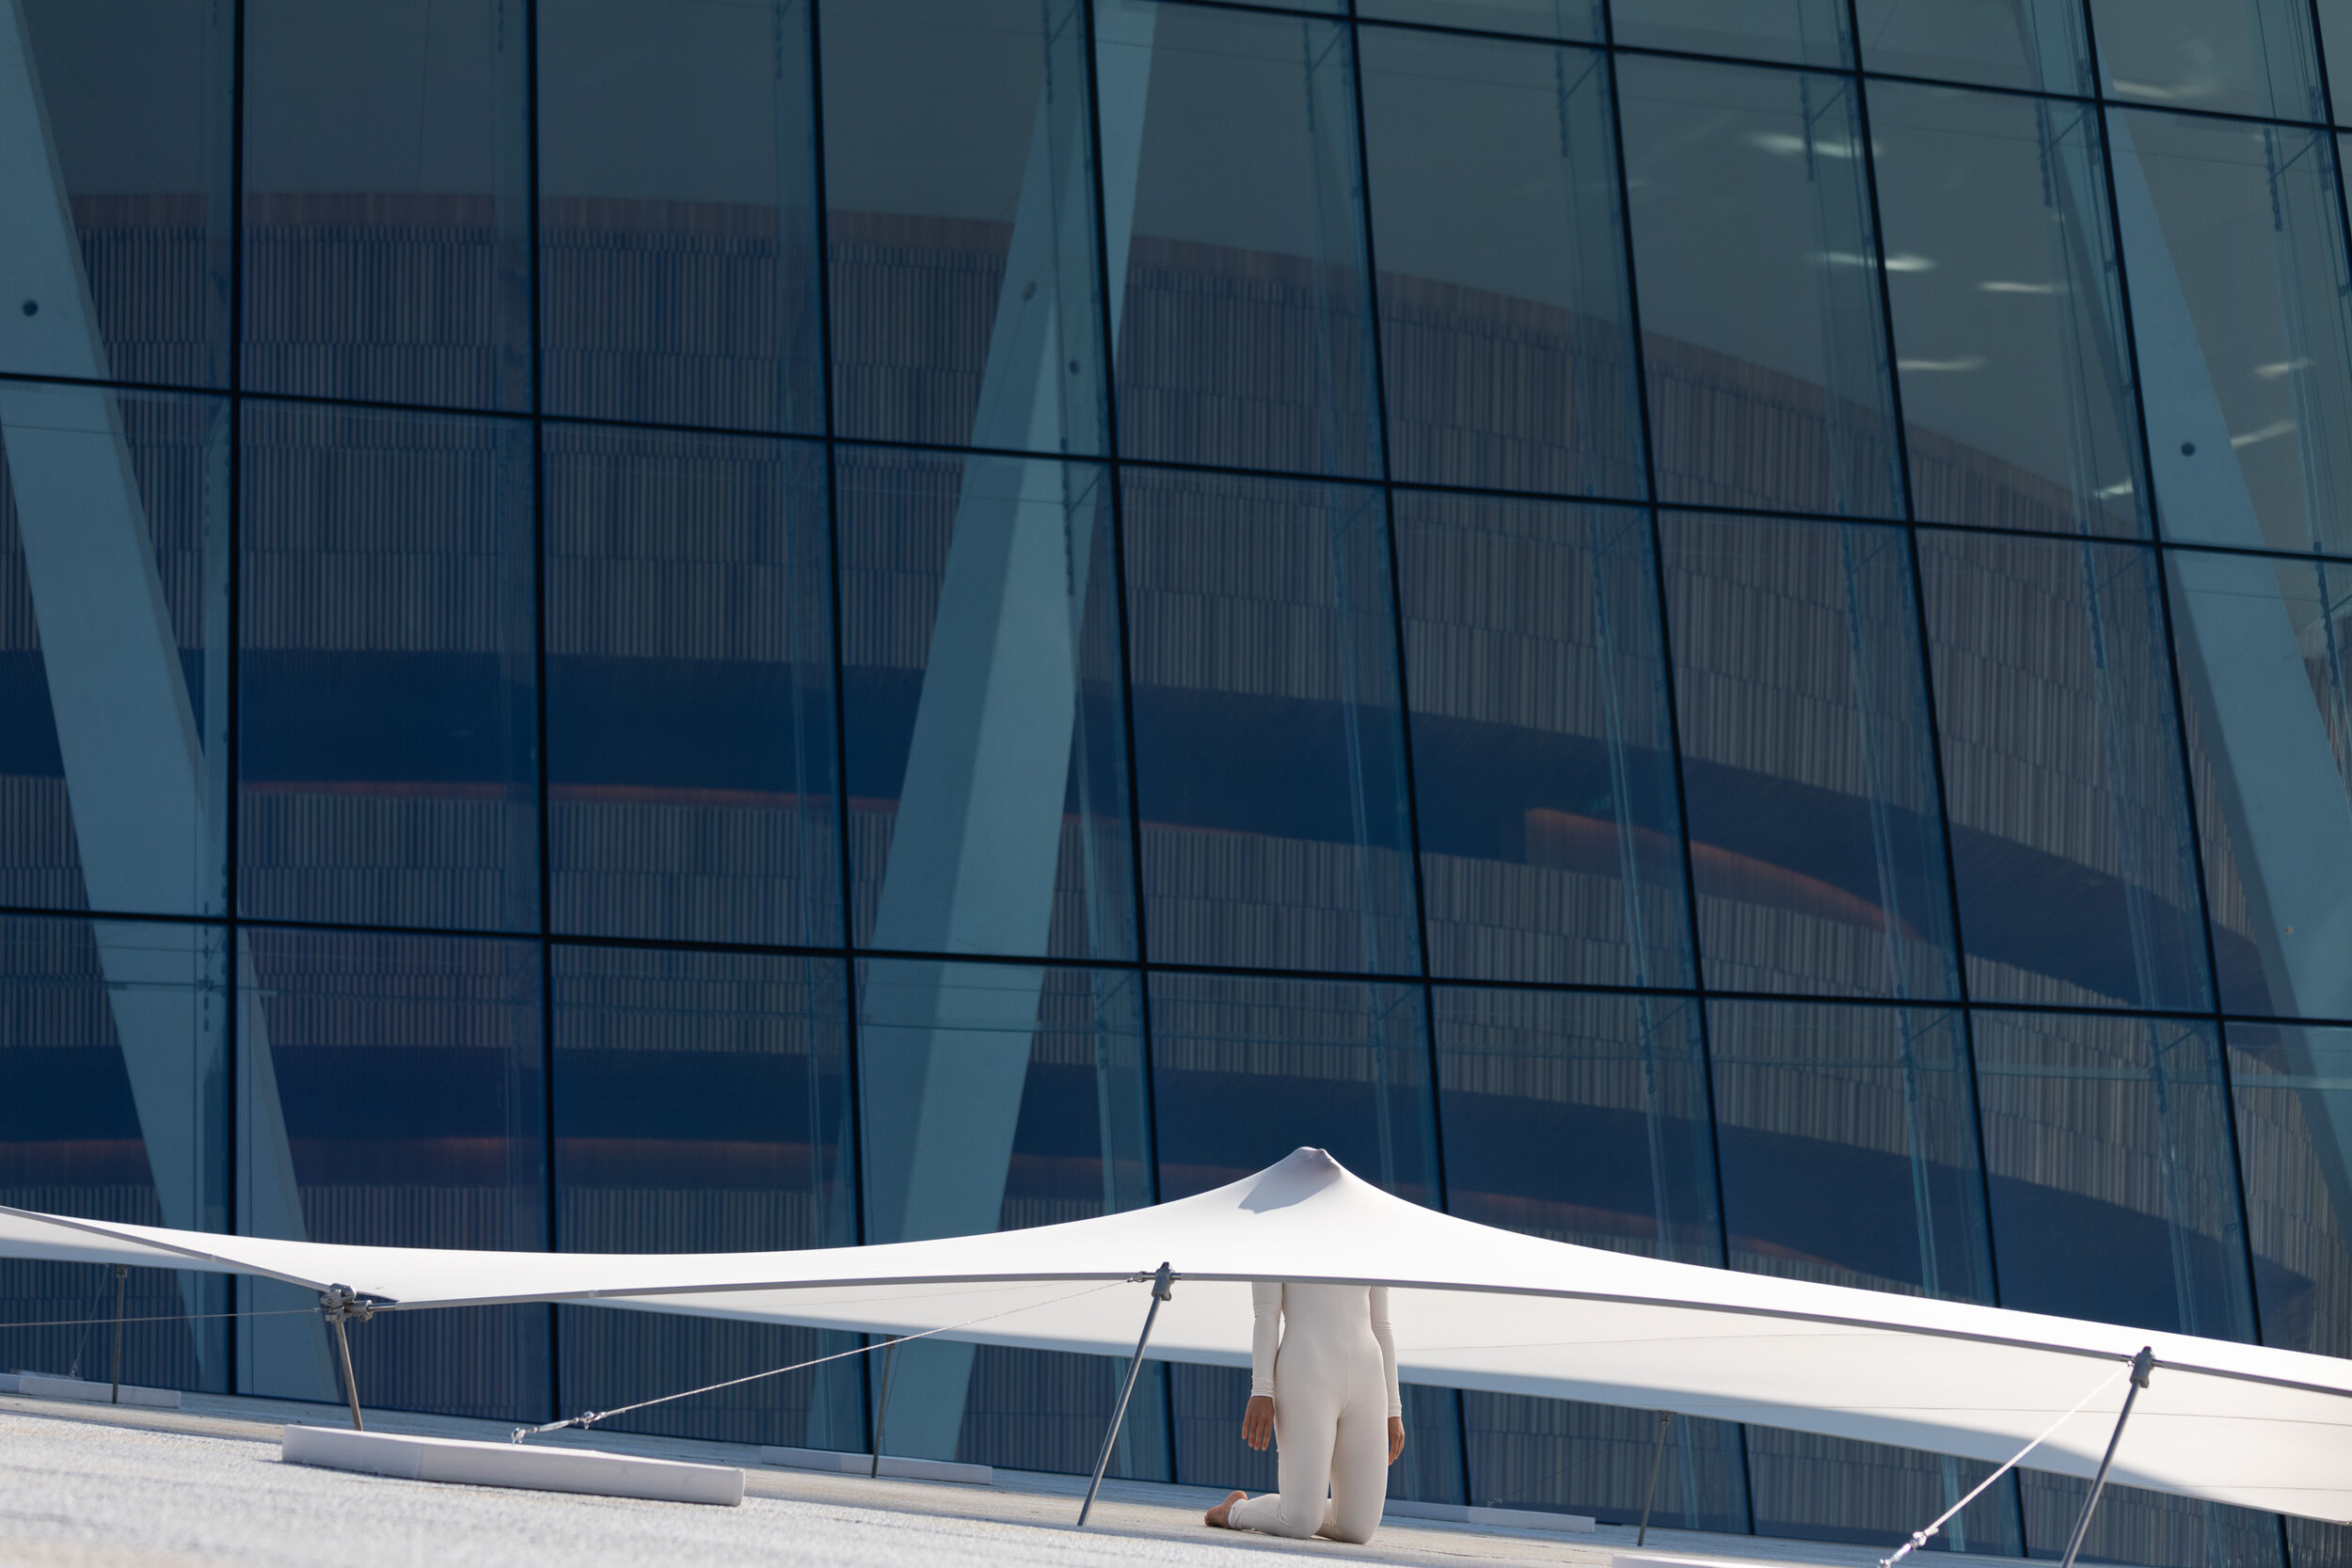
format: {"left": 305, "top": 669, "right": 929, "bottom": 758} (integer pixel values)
{"left": 1227, "top": 1280, "right": 1402, "bottom": 1544}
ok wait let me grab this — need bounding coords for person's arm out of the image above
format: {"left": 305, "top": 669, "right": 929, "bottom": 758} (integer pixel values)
{"left": 1369, "top": 1287, "right": 1401, "bottom": 1418}
{"left": 1371, "top": 1286, "right": 1406, "bottom": 1464}
{"left": 1243, "top": 1282, "right": 1280, "bottom": 1449}
{"left": 1249, "top": 1281, "right": 1281, "bottom": 1398}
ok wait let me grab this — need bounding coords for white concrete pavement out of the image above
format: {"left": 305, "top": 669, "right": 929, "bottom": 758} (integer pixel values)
{"left": 0, "top": 1386, "right": 2023, "bottom": 1568}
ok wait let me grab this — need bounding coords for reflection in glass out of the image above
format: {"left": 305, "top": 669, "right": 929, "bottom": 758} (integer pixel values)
{"left": 1123, "top": 469, "right": 1416, "bottom": 974}
{"left": 1433, "top": 987, "right": 1718, "bottom": 1263}
{"left": 0, "top": 915, "right": 229, "bottom": 1396}
{"left": 2, "top": 0, "right": 231, "bottom": 388}
{"left": 1152, "top": 973, "right": 1436, "bottom": 1206}
{"left": 239, "top": 927, "right": 547, "bottom": 1418}
{"left": 1355, "top": 0, "right": 1601, "bottom": 40}
{"left": 860, "top": 961, "right": 1160, "bottom": 1471}
{"left": 2108, "top": 111, "right": 2352, "bottom": 557}
{"left": 834, "top": 446, "right": 1133, "bottom": 961}
{"left": 1395, "top": 494, "right": 1688, "bottom": 987}
{"left": 1154, "top": 972, "right": 1454, "bottom": 1504}
{"left": 1611, "top": 0, "right": 1851, "bottom": 68}
{"left": 1466, "top": 1394, "right": 1750, "bottom": 1533}
{"left": 1098, "top": 0, "right": 1382, "bottom": 477}
{"left": 1851, "top": 0, "right": 2091, "bottom": 94}
{"left": 1917, "top": 532, "right": 2210, "bottom": 1012}
{"left": 1747, "top": 1428, "right": 2019, "bottom": 1556}
{"left": 537, "top": 0, "right": 822, "bottom": 433}
{"left": 2227, "top": 1023, "right": 2352, "bottom": 1356}
{"left": 1707, "top": 1001, "right": 1991, "bottom": 1297}
{"left": 1358, "top": 28, "right": 1643, "bottom": 498}
{"left": 1971, "top": 1011, "right": 2252, "bottom": 1339}
{"left": 0, "top": 385, "right": 227, "bottom": 915}
{"left": 2168, "top": 550, "right": 2352, "bottom": 1019}
{"left": 553, "top": 946, "right": 861, "bottom": 1449}
{"left": 1870, "top": 85, "right": 2145, "bottom": 539}
{"left": 1663, "top": 514, "right": 1958, "bottom": 998}
{"left": 2090, "top": 0, "right": 2324, "bottom": 121}
{"left": 242, "top": 0, "right": 530, "bottom": 409}
{"left": 2019, "top": 1473, "right": 2285, "bottom": 1568}
{"left": 1433, "top": 983, "right": 1733, "bottom": 1527}
{"left": 1616, "top": 56, "right": 1902, "bottom": 517}
{"left": 545, "top": 425, "right": 839, "bottom": 947}
{"left": 821, "top": 0, "right": 1105, "bottom": 455}
{"left": 239, "top": 404, "right": 538, "bottom": 932}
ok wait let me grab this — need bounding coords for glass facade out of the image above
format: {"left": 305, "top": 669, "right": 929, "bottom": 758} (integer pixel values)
{"left": 7, "top": 1, "right": 2352, "bottom": 1561}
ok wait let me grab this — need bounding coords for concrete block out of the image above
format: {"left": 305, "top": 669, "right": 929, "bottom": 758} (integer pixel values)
{"left": 1471, "top": 1504, "right": 1596, "bottom": 1532}
{"left": 876, "top": 1454, "right": 992, "bottom": 1485}
{"left": 14, "top": 1372, "right": 180, "bottom": 1408}
{"left": 1386, "top": 1499, "right": 1597, "bottom": 1533}
{"left": 756, "top": 1448, "right": 991, "bottom": 1486}
{"left": 760, "top": 1446, "right": 877, "bottom": 1476}
{"left": 281, "top": 1425, "right": 743, "bottom": 1506}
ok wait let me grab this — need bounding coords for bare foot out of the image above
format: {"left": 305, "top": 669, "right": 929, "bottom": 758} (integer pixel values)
{"left": 1204, "top": 1490, "right": 1247, "bottom": 1528}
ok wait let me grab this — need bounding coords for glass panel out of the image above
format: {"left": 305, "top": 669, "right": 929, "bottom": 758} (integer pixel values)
{"left": 545, "top": 424, "right": 839, "bottom": 947}
{"left": 1747, "top": 1427, "right": 2021, "bottom": 1556}
{"left": 858, "top": 961, "right": 1160, "bottom": 1471}
{"left": 1152, "top": 971, "right": 1454, "bottom": 1505}
{"left": 2168, "top": 550, "right": 2352, "bottom": 1019}
{"left": 2020, "top": 1473, "right": 2285, "bottom": 1568}
{"left": 1432, "top": 986, "right": 1719, "bottom": 1263}
{"left": 237, "top": 927, "right": 547, "bottom": 1419}
{"left": 1870, "top": 85, "right": 2147, "bottom": 539}
{"left": 1122, "top": 468, "right": 1417, "bottom": 974}
{"left": 1358, "top": 28, "right": 1643, "bottom": 498}
{"left": 1434, "top": 982, "right": 1736, "bottom": 1528}
{"left": 2225, "top": 1028, "right": 2352, "bottom": 1566}
{"left": 1355, "top": 0, "right": 1602, "bottom": 40}
{"left": 1707, "top": 1000, "right": 1992, "bottom": 1297}
{"left": 1617, "top": 55, "right": 1904, "bottom": 517}
{"left": 1852, "top": 0, "right": 2093, "bottom": 94}
{"left": 0, "top": 384, "right": 227, "bottom": 915}
{"left": 242, "top": 0, "right": 531, "bottom": 409}
{"left": 1612, "top": 0, "right": 1851, "bottom": 68}
{"left": 2226, "top": 1023, "right": 2352, "bottom": 1356}
{"left": 1151, "top": 972, "right": 1437, "bottom": 1205}
{"left": 834, "top": 445, "right": 1133, "bottom": 960}
{"left": 1463, "top": 1394, "right": 1750, "bottom": 1532}
{"left": 2, "top": 0, "right": 231, "bottom": 388}
{"left": 552, "top": 945, "right": 862, "bottom": 1450}
{"left": 2090, "top": 0, "right": 2325, "bottom": 121}
{"left": 238, "top": 403, "right": 538, "bottom": 932}
{"left": 819, "top": 0, "right": 1106, "bottom": 454}
{"left": 2108, "top": 110, "right": 2352, "bottom": 557}
{"left": 2326, "top": 1, "right": 2352, "bottom": 121}
{"left": 537, "top": 0, "right": 822, "bottom": 433}
{"left": 1662, "top": 514, "right": 1959, "bottom": 999}
{"left": 0, "top": 915, "right": 228, "bottom": 1395}
{"left": 1098, "top": 0, "right": 1382, "bottom": 478}
{"left": 1917, "top": 531, "right": 2211, "bottom": 1011}
{"left": 1971, "top": 1010, "right": 2254, "bottom": 1339}
{"left": 1394, "top": 493, "right": 1690, "bottom": 988}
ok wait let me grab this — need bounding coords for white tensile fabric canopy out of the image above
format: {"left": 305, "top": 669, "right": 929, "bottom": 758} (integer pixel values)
{"left": 5, "top": 1146, "right": 2348, "bottom": 1523}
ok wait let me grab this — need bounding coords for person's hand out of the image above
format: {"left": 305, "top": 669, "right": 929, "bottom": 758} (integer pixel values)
{"left": 1388, "top": 1417, "right": 1406, "bottom": 1465}
{"left": 1243, "top": 1395, "right": 1275, "bottom": 1450}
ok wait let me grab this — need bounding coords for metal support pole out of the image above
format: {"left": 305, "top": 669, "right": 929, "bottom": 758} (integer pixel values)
{"left": 2058, "top": 1347, "right": 2155, "bottom": 1568}
{"left": 109, "top": 1264, "right": 126, "bottom": 1403}
{"left": 1077, "top": 1263, "right": 1175, "bottom": 1528}
{"left": 1636, "top": 1409, "right": 1674, "bottom": 1546}
{"left": 319, "top": 1285, "right": 375, "bottom": 1433}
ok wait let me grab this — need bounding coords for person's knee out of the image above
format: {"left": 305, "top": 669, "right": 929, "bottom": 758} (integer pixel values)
{"left": 1319, "top": 1513, "right": 1379, "bottom": 1546}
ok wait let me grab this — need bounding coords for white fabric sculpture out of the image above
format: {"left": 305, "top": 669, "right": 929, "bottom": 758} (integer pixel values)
{"left": 4, "top": 1146, "right": 2348, "bottom": 1524}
